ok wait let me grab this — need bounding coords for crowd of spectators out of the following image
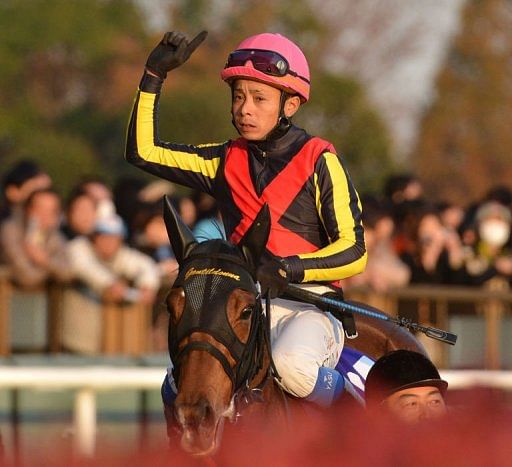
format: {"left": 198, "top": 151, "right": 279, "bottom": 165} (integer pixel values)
{"left": 0, "top": 160, "right": 510, "bottom": 354}
{"left": 344, "top": 174, "right": 512, "bottom": 292}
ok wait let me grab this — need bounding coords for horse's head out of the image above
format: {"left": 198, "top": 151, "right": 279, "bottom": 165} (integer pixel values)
{"left": 163, "top": 196, "right": 270, "bottom": 455}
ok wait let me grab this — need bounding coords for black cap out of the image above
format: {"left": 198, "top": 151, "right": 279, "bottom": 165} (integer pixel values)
{"left": 2, "top": 160, "right": 44, "bottom": 189}
{"left": 365, "top": 350, "right": 448, "bottom": 408}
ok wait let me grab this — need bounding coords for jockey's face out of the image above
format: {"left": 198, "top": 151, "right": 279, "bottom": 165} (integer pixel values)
{"left": 383, "top": 385, "right": 447, "bottom": 424}
{"left": 231, "top": 79, "right": 299, "bottom": 140}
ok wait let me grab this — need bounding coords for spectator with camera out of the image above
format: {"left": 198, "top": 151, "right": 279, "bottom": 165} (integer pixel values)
{"left": 0, "top": 188, "right": 72, "bottom": 288}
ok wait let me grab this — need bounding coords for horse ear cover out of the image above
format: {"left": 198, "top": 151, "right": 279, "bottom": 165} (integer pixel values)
{"left": 163, "top": 195, "right": 198, "bottom": 265}
{"left": 237, "top": 204, "right": 271, "bottom": 275}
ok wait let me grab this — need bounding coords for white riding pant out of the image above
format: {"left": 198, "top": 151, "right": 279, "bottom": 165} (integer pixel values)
{"left": 268, "top": 284, "right": 345, "bottom": 398}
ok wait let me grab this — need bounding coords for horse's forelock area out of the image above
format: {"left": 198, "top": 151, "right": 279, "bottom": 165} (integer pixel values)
{"left": 180, "top": 239, "right": 256, "bottom": 319}
{"left": 178, "top": 258, "right": 256, "bottom": 349}
{"left": 193, "top": 238, "right": 243, "bottom": 260}
{"left": 184, "top": 274, "right": 211, "bottom": 314}
{"left": 184, "top": 273, "right": 242, "bottom": 315}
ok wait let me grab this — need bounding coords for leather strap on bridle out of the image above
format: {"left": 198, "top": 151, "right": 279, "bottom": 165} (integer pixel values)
{"left": 174, "top": 341, "right": 236, "bottom": 386}
{"left": 168, "top": 238, "right": 287, "bottom": 413}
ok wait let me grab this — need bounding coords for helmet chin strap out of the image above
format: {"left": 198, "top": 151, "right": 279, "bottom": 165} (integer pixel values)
{"left": 230, "top": 88, "right": 292, "bottom": 142}
{"left": 263, "top": 91, "right": 292, "bottom": 141}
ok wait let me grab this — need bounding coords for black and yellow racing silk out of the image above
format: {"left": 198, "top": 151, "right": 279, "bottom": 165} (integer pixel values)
{"left": 126, "top": 75, "right": 367, "bottom": 283}
{"left": 225, "top": 136, "right": 334, "bottom": 256}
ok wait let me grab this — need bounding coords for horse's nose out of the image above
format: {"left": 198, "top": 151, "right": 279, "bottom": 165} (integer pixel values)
{"left": 174, "top": 397, "right": 219, "bottom": 455}
{"left": 174, "top": 397, "right": 213, "bottom": 430}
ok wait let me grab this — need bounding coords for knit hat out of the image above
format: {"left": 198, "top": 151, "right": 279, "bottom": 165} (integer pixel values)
{"left": 475, "top": 201, "right": 511, "bottom": 224}
{"left": 93, "top": 214, "right": 127, "bottom": 237}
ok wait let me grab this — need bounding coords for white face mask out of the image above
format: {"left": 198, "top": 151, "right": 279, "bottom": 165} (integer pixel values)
{"left": 479, "top": 220, "right": 511, "bottom": 248}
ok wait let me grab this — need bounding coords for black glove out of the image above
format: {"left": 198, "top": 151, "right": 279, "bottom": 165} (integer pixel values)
{"left": 145, "top": 30, "right": 208, "bottom": 79}
{"left": 257, "top": 256, "right": 291, "bottom": 299}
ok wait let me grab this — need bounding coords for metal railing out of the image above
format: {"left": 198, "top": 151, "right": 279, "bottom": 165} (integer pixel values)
{"left": 0, "top": 267, "right": 153, "bottom": 357}
{"left": 344, "top": 279, "right": 512, "bottom": 369}
{"left": 0, "top": 366, "right": 510, "bottom": 457}
{"left": 1, "top": 266, "right": 511, "bottom": 368}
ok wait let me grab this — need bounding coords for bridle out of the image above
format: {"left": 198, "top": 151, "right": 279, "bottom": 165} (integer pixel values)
{"left": 168, "top": 243, "right": 279, "bottom": 405}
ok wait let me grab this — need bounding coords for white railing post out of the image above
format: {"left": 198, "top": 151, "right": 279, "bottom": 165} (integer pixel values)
{"left": 73, "top": 388, "right": 97, "bottom": 457}
{"left": 0, "top": 366, "right": 508, "bottom": 457}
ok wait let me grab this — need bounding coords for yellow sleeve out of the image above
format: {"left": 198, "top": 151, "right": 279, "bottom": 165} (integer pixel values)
{"left": 126, "top": 88, "right": 227, "bottom": 193}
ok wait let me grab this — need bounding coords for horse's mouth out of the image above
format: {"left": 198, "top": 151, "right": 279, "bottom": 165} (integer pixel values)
{"left": 179, "top": 398, "right": 235, "bottom": 456}
{"left": 180, "top": 415, "right": 226, "bottom": 456}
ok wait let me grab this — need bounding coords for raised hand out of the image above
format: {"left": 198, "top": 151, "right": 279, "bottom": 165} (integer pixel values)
{"left": 145, "top": 30, "right": 208, "bottom": 78}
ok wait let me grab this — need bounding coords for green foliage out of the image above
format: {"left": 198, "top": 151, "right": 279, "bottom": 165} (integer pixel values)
{"left": 0, "top": 0, "right": 393, "bottom": 199}
{"left": 0, "top": 0, "right": 145, "bottom": 102}
{"left": 413, "top": 0, "right": 512, "bottom": 204}
{"left": 0, "top": 0, "right": 147, "bottom": 194}
{"left": 3, "top": 128, "right": 97, "bottom": 196}
{"left": 158, "top": 81, "right": 234, "bottom": 144}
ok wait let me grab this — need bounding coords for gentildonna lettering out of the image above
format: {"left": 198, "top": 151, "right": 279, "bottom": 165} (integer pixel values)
{"left": 184, "top": 267, "right": 240, "bottom": 281}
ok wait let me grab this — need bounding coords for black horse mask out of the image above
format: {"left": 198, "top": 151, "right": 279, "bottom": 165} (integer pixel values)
{"left": 163, "top": 196, "right": 271, "bottom": 391}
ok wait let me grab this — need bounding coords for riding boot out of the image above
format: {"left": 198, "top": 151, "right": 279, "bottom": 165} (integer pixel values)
{"left": 305, "top": 367, "right": 345, "bottom": 408}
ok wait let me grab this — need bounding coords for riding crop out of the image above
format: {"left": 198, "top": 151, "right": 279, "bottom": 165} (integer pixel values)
{"left": 284, "top": 285, "right": 458, "bottom": 345}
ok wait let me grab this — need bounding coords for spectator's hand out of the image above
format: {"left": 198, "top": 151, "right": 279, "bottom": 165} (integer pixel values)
{"left": 495, "top": 256, "right": 512, "bottom": 276}
{"left": 24, "top": 242, "right": 49, "bottom": 268}
{"left": 103, "top": 280, "right": 128, "bottom": 302}
{"left": 145, "top": 31, "right": 208, "bottom": 79}
{"left": 444, "top": 228, "right": 464, "bottom": 268}
{"left": 257, "top": 256, "right": 290, "bottom": 298}
{"left": 371, "top": 261, "right": 411, "bottom": 292}
{"left": 159, "top": 258, "right": 179, "bottom": 282}
{"left": 139, "top": 287, "right": 157, "bottom": 306}
{"left": 420, "top": 240, "right": 443, "bottom": 273}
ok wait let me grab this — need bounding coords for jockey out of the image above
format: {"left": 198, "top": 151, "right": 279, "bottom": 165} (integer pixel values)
{"left": 126, "top": 31, "right": 367, "bottom": 407}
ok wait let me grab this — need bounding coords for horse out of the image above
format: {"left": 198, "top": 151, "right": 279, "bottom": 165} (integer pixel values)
{"left": 161, "top": 196, "right": 426, "bottom": 456}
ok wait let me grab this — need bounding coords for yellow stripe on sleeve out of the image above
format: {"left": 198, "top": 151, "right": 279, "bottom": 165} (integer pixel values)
{"left": 301, "top": 248, "right": 367, "bottom": 282}
{"left": 324, "top": 152, "right": 357, "bottom": 245}
{"left": 299, "top": 151, "right": 367, "bottom": 281}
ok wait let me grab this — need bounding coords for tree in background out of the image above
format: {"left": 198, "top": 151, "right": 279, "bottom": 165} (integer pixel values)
{"left": 0, "top": 0, "right": 393, "bottom": 196}
{"left": 413, "top": 0, "right": 512, "bottom": 204}
{"left": 295, "top": 73, "right": 393, "bottom": 193}
{"left": 0, "top": 0, "right": 147, "bottom": 193}
{"left": 158, "top": 0, "right": 394, "bottom": 193}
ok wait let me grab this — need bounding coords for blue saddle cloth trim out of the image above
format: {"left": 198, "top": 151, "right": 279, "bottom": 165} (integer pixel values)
{"left": 161, "top": 376, "right": 177, "bottom": 406}
{"left": 335, "top": 346, "right": 375, "bottom": 400}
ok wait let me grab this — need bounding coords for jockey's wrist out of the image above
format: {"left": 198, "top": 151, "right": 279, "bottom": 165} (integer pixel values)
{"left": 139, "top": 71, "right": 164, "bottom": 93}
{"left": 282, "top": 255, "right": 304, "bottom": 283}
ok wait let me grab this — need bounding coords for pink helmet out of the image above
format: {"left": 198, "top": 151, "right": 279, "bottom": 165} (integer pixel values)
{"left": 221, "top": 33, "right": 310, "bottom": 102}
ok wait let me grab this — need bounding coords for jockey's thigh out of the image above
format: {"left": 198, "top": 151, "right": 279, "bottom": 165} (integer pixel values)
{"left": 268, "top": 285, "right": 345, "bottom": 398}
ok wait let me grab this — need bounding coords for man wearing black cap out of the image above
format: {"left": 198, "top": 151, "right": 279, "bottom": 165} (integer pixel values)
{"left": 1, "top": 160, "right": 52, "bottom": 222}
{"left": 364, "top": 350, "right": 448, "bottom": 423}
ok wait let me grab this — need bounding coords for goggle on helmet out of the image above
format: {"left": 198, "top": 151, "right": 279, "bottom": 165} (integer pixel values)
{"left": 221, "top": 33, "right": 311, "bottom": 103}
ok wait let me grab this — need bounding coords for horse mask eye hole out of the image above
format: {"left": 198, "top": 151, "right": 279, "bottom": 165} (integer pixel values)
{"left": 240, "top": 306, "right": 254, "bottom": 321}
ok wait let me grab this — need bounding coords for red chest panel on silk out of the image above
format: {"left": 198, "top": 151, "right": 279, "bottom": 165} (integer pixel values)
{"left": 225, "top": 137, "right": 334, "bottom": 256}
